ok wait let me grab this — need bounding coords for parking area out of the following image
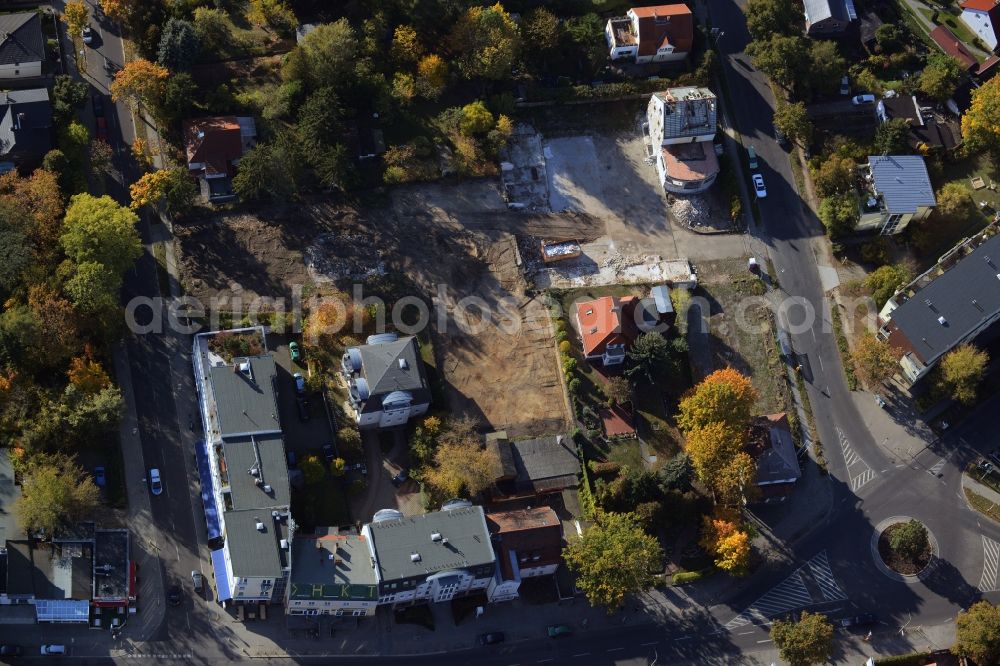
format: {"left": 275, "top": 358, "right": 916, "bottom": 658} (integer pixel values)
{"left": 269, "top": 334, "right": 335, "bottom": 460}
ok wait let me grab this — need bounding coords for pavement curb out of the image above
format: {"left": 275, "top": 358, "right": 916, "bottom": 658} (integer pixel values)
{"left": 869, "top": 516, "right": 941, "bottom": 584}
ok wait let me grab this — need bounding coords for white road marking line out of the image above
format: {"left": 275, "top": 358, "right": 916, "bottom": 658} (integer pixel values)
{"left": 818, "top": 354, "right": 824, "bottom": 370}
{"left": 641, "top": 641, "right": 659, "bottom": 646}
{"left": 737, "top": 631, "right": 754, "bottom": 635}
{"left": 537, "top": 659, "right": 553, "bottom": 663}
{"left": 572, "top": 654, "right": 590, "bottom": 658}
{"left": 757, "top": 639, "right": 773, "bottom": 644}
{"left": 607, "top": 647, "right": 625, "bottom": 652}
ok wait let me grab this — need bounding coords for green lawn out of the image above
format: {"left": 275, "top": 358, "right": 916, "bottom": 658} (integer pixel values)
{"left": 918, "top": 7, "right": 984, "bottom": 52}
{"left": 965, "top": 487, "right": 1000, "bottom": 523}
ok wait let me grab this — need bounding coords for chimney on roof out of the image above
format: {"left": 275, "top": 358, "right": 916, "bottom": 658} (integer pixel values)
{"left": 255, "top": 518, "right": 265, "bottom": 532}
{"left": 197, "top": 130, "right": 205, "bottom": 139}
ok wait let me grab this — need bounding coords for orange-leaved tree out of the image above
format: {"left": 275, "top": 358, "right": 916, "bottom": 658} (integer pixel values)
{"left": 110, "top": 59, "right": 168, "bottom": 108}
{"left": 677, "top": 367, "right": 758, "bottom": 434}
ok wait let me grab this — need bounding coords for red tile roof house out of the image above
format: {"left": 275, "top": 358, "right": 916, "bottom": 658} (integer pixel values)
{"left": 929, "top": 25, "right": 979, "bottom": 72}
{"left": 575, "top": 295, "right": 640, "bottom": 366}
{"left": 183, "top": 116, "right": 257, "bottom": 203}
{"left": 485, "top": 507, "right": 563, "bottom": 603}
{"left": 960, "top": 0, "right": 1000, "bottom": 51}
{"left": 605, "top": 5, "right": 694, "bottom": 64}
{"left": 746, "top": 414, "right": 801, "bottom": 502}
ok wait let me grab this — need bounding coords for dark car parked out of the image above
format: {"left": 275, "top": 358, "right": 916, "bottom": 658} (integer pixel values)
{"left": 479, "top": 632, "right": 505, "bottom": 646}
{"left": 322, "top": 443, "right": 335, "bottom": 463}
{"left": 839, "top": 613, "right": 877, "bottom": 628}
{"left": 392, "top": 468, "right": 409, "bottom": 487}
{"left": 0, "top": 644, "right": 23, "bottom": 656}
{"left": 167, "top": 585, "right": 182, "bottom": 606}
{"left": 296, "top": 397, "right": 310, "bottom": 422}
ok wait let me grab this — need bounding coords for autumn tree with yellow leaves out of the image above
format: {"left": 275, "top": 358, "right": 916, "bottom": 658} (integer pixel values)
{"left": 962, "top": 76, "right": 1000, "bottom": 154}
{"left": 677, "top": 368, "right": 759, "bottom": 434}
{"left": 700, "top": 509, "right": 752, "bottom": 576}
{"left": 110, "top": 59, "right": 169, "bottom": 108}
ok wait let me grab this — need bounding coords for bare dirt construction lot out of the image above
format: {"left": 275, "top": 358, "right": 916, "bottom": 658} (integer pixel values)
{"left": 175, "top": 181, "right": 590, "bottom": 437}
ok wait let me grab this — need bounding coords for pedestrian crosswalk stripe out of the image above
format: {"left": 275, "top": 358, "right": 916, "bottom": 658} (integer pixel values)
{"left": 980, "top": 536, "right": 1000, "bottom": 593}
{"left": 725, "top": 551, "right": 846, "bottom": 629}
{"left": 837, "top": 427, "right": 877, "bottom": 492}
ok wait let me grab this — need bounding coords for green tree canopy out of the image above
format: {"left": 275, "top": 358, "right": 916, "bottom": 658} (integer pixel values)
{"left": 812, "top": 156, "right": 855, "bottom": 197}
{"left": 563, "top": 511, "right": 663, "bottom": 609}
{"left": 934, "top": 182, "right": 976, "bottom": 222}
{"left": 626, "top": 332, "right": 687, "bottom": 384}
{"left": 459, "top": 101, "right": 495, "bottom": 136}
{"left": 772, "top": 101, "right": 812, "bottom": 147}
{"left": 521, "top": 7, "right": 560, "bottom": 52}
{"left": 61, "top": 194, "right": 142, "bottom": 277}
{"left": 806, "top": 40, "right": 847, "bottom": 97}
{"left": 935, "top": 343, "right": 988, "bottom": 405}
{"left": 955, "top": 601, "right": 1000, "bottom": 665}
{"left": 864, "top": 263, "right": 911, "bottom": 308}
{"left": 300, "top": 455, "right": 325, "bottom": 485}
{"left": 192, "top": 7, "right": 231, "bottom": 54}
{"left": 874, "top": 117, "right": 911, "bottom": 155}
{"left": 745, "top": 0, "right": 803, "bottom": 41}
{"left": 296, "top": 19, "right": 358, "bottom": 90}
{"left": 818, "top": 193, "right": 859, "bottom": 238}
{"left": 888, "top": 519, "right": 929, "bottom": 561}
{"left": 874, "top": 24, "right": 904, "bottom": 53}
{"left": 450, "top": 3, "right": 521, "bottom": 80}
{"left": 747, "top": 35, "right": 809, "bottom": 89}
{"left": 232, "top": 131, "right": 303, "bottom": 201}
{"left": 16, "top": 454, "right": 100, "bottom": 537}
{"left": 919, "top": 53, "right": 964, "bottom": 103}
{"left": 157, "top": 18, "right": 200, "bottom": 71}
{"left": 52, "top": 75, "right": 89, "bottom": 126}
{"left": 770, "top": 611, "right": 834, "bottom": 666}
{"left": 64, "top": 261, "right": 121, "bottom": 314}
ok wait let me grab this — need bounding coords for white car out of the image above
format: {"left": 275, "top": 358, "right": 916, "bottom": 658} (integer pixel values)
{"left": 149, "top": 468, "right": 163, "bottom": 496}
{"left": 752, "top": 173, "right": 767, "bottom": 199}
{"left": 82, "top": 26, "right": 93, "bottom": 45}
{"left": 851, "top": 93, "right": 875, "bottom": 105}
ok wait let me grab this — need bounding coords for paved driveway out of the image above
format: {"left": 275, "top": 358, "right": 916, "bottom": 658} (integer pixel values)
{"left": 269, "top": 335, "right": 335, "bottom": 460}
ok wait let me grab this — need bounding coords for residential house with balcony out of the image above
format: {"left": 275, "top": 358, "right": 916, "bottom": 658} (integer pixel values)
{"left": 605, "top": 5, "right": 693, "bottom": 64}
{"left": 879, "top": 231, "right": 1000, "bottom": 385}
{"left": 285, "top": 528, "right": 379, "bottom": 618}
{"left": 485, "top": 507, "right": 563, "bottom": 603}
{"left": 341, "top": 333, "right": 431, "bottom": 430}
{"left": 193, "top": 327, "right": 292, "bottom": 612}
{"left": 857, "top": 155, "right": 936, "bottom": 235}
{"left": 361, "top": 502, "right": 497, "bottom": 607}
{"left": 646, "top": 87, "right": 719, "bottom": 194}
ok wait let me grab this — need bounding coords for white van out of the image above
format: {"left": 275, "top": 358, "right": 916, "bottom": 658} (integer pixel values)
{"left": 41, "top": 644, "right": 66, "bottom": 655}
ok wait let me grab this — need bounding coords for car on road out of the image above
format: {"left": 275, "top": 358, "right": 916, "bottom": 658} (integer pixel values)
{"left": 286, "top": 451, "right": 297, "bottom": 468}
{"left": 296, "top": 397, "right": 310, "bottom": 422}
{"left": 851, "top": 93, "right": 876, "bottom": 105}
{"left": 773, "top": 124, "right": 789, "bottom": 148}
{"left": 289, "top": 341, "right": 301, "bottom": 362}
{"left": 547, "top": 624, "right": 573, "bottom": 638}
{"left": 92, "top": 94, "right": 104, "bottom": 117}
{"left": 149, "top": 468, "right": 162, "bottom": 495}
{"left": 294, "top": 372, "right": 306, "bottom": 395}
{"left": 322, "top": 443, "right": 335, "bottom": 463}
{"left": 0, "top": 644, "right": 23, "bottom": 656}
{"left": 752, "top": 173, "right": 767, "bottom": 199}
{"left": 747, "top": 145, "right": 759, "bottom": 170}
{"left": 167, "top": 584, "right": 182, "bottom": 606}
{"left": 40, "top": 645, "right": 66, "bottom": 655}
{"left": 479, "top": 632, "right": 505, "bottom": 646}
{"left": 840, "top": 75, "right": 850, "bottom": 96}
{"left": 392, "top": 468, "right": 409, "bottom": 487}
{"left": 839, "top": 613, "right": 877, "bottom": 628}
{"left": 94, "top": 466, "right": 106, "bottom": 488}
{"left": 96, "top": 116, "right": 109, "bottom": 142}
{"left": 82, "top": 26, "right": 93, "bottom": 45}
{"left": 191, "top": 570, "right": 204, "bottom": 593}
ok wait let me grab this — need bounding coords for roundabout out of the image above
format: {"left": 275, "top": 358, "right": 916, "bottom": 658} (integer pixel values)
{"left": 870, "top": 516, "right": 939, "bottom": 583}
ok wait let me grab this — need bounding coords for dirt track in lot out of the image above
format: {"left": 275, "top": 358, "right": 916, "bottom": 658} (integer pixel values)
{"left": 175, "top": 181, "right": 579, "bottom": 437}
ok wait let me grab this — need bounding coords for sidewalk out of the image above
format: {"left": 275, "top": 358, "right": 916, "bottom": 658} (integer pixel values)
{"left": 962, "top": 473, "right": 1000, "bottom": 509}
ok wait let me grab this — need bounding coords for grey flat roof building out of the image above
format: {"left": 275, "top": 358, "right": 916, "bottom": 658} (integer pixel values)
{"left": 288, "top": 529, "right": 378, "bottom": 603}
{"left": 366, "top": 506, "right": 494, "bottom": 583}
{"left": 225, "top": 510, "right": 289, "bottom": 579}
{"left": 886, "top": 233, "right": 1000, "bottom": 365}
{"left": 93, "top": 530, "right": 129, "bottom": 602}
{"left": 868, "top": 155, "right": 936, "bottom": 214}
{"left": 223, "top": 435, "right": 291, "bottom": 510}
{"left": 208, "top": 356, "right": 281, "bottom": 438}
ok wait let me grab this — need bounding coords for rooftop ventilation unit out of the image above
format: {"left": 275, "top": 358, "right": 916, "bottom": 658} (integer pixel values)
{"left": 410, "top": 552, "right": 421, "bottom": 562}
{"left": 431, "top": 532, "right": 442, "bottom": 542}
{"left": 938, "top": 316, "right": 947, "bottom": 326}
{"left": 399, "top": 358, "right": 409, "bottom": 370}
{"left": 280, "top": 539, "right": 288, "bottom": 549}
{"left": 255, "top": 519, "right": 265, "bottom": 532}
{"left": 263, "top": 484, "right": 272, "bottom": 494}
